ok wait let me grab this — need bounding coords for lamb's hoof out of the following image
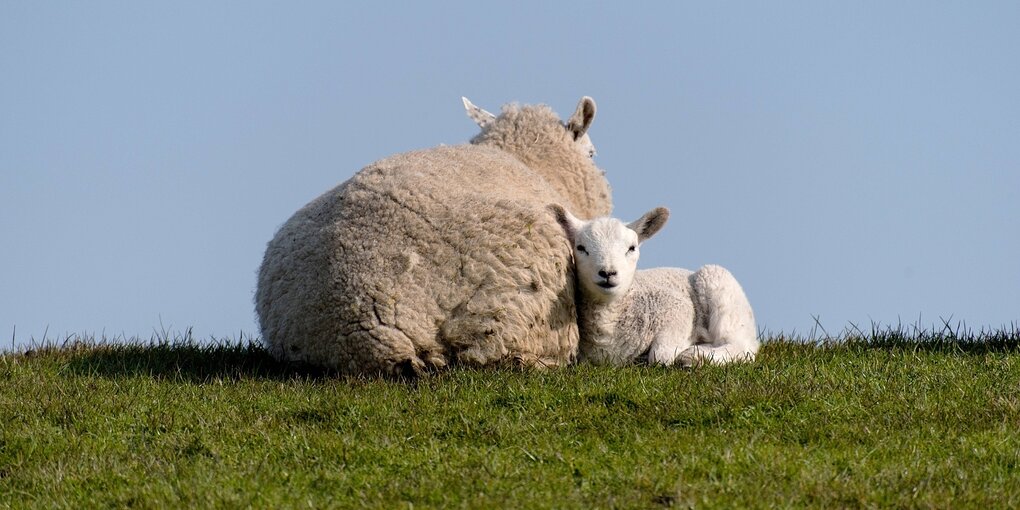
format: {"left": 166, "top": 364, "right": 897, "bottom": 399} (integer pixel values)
{"left": 676, "top": 347, "right": 708, "bottom": 368}
{"left": 677, "top": 352, "right": 704, "bottom": 369}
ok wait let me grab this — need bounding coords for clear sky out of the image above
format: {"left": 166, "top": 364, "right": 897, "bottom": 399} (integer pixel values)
{"left": 2, "top": 2, "right": 1018, "bottom": 348}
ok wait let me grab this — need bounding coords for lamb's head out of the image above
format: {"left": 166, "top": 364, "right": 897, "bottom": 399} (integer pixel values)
{"left": 550, "top": 204, "right": 670, "bottom": 302}
{"left": 462, "top": 96, "right": 597, "bottom": 159}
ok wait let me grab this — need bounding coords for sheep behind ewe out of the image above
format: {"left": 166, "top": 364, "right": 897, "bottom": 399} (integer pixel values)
{"left": 549, "top": 204, "right": 759, "bottom": 366}
{"left": 256, "top": 97, "right": 612, "bottom": 377}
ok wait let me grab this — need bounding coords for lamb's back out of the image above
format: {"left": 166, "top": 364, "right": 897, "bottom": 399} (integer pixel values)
{"left": 619, "top": 268, "right": 699, "bottom": 350}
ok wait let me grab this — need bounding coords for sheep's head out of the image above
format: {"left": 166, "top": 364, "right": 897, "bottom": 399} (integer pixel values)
{"left": 549, "top": 204, "right": 670, "bottom": 302}
{"left": 462, "top": 96, "right": 598, "bottom": 159}
{"left": 565, "top": 97, "right": 597, "bottom": 159}
{"left": 462, "top": 97, "right": 496, "bottom": 129}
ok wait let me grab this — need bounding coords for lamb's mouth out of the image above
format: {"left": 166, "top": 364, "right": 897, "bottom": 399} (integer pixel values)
{"left": 597, "top": 281, "right": 617, "bottom": 289}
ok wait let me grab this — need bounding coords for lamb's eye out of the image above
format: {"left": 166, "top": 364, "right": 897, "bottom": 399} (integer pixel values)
{"left": 576, "top": 245, "right": 588, "bottom": 254}
{"left": 588, "top": 149, "right": 595, "bottom": 158}
{"left": 627, "top": 245, "right": 636, "bottom": 253}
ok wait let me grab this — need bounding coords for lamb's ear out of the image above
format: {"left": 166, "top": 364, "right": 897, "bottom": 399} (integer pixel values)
{"left": 548, "top": 204, "right": 583, "bottom": 243}
{"left": 566, "top": 96, "right": 596, "bottom": 141}
{"left": 628, "top": 207, "right": 670, "bottom": 243}
{"left": 462, "top": 97, "right": 495, "bottom": 129}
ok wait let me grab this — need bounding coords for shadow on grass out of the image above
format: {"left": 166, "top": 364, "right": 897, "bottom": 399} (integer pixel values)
{"left": 14, "top": 323, "right": 1020, "bottom": 382}
{"left": 19, "top": 335, "right": 336, "bottom": 382}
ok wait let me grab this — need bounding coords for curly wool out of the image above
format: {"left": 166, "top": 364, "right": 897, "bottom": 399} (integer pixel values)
{"left": 255, "top": 100, "right": 612, "bottom": 377}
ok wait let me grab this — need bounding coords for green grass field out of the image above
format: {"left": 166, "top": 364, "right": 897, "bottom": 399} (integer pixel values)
{"left": 2, "top": 326, "right": 1019, "bottom": 508}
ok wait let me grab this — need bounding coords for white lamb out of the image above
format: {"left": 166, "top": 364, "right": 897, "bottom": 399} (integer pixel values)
{"left": 549, "top": 204, "right": 759, "bottom": 367}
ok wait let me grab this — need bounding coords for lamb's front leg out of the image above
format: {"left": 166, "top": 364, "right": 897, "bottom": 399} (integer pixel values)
{"left": 677, "top": 344, "right": 756, "bottom": 367}
{"left": 646, "top": 327, "right": 695, "bottom": 366}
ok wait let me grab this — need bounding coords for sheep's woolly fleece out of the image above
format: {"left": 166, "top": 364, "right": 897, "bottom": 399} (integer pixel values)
{"left": 256, "top": 98, "right": 612, "bottom": 377}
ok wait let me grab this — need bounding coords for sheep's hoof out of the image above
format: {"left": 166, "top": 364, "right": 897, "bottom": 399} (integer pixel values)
{"left": 392, "top": 358, "right": 427, "bottom": 380}
{"left": 423, "top": 352, "right": 448, "bottom": 371}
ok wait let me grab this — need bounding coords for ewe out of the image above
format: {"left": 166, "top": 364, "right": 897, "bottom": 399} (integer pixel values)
{"left": 256, "top": 97, "right": 612, "bottom": 377}
{"left": 549, "top": 205, "right": 758, "bottom": 366}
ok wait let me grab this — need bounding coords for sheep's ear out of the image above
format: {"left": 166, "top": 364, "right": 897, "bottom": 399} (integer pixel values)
{"left": 566, "top": 96, "right": 596, "bottom": 141}
{"left": 548, "top": 204, "right": 583, "bottom": 243}
{"left": 628, "top": 207, "right": 669, "bottom": 243}
{"left": 462, "top": 97, "right": 495, "bottom": 129}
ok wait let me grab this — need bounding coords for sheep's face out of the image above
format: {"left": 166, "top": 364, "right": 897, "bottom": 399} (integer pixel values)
{"left": 575, "top": 132, "right": 596, "bottom": 159}
{"left": 550, "top": 205, "right": 671, "bottom": 304}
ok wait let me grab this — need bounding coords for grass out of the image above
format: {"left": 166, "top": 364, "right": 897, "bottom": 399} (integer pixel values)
{"left": 2, "top": 325, "right": 1020, "bottom": 508}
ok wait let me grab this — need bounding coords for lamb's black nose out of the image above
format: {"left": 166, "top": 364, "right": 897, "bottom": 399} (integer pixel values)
{"left": 598, "top": 269, "right": 617, "bottom": 279}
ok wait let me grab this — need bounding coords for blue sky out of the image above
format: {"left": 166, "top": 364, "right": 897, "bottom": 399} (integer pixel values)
{"left": 2, "top": 2, "right": 1018, "bottom": 347}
